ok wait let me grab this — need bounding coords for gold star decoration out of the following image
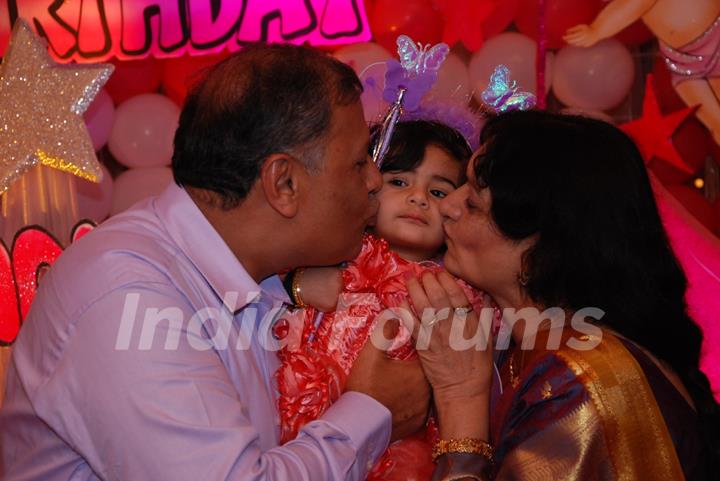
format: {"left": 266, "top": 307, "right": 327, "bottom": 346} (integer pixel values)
{"left": 0, "top": 19, "right": 113, "bottom": 195}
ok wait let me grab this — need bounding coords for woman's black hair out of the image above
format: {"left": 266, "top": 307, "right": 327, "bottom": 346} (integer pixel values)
{"left": 475, "top": 109, "right": 720, "bottom": 473}
{"left": 370, "top": 120, "right": 472, "bottom": 176}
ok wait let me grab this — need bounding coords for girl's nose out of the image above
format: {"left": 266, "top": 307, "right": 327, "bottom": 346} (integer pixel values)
{"left": 407, "top": 188, "right": 429, "bottom": 208}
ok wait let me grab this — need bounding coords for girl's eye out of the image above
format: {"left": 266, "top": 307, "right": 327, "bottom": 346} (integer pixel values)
{"left": 430, "top": 189, "right": 448, "bottom": 199}
{"left": 465, "top": 198, "right": 476, "bottom": 210}
{"left": 389, "top": 178, "right": 407, "bottom": 187}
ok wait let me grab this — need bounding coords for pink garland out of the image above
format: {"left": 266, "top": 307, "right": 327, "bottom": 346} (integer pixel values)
{"left": 536, "top": 0, "right": 547, "bottom": 109}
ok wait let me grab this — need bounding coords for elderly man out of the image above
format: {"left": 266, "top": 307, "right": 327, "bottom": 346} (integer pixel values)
{"left": 0, "top": 44, "right": 430, "bottom": 480}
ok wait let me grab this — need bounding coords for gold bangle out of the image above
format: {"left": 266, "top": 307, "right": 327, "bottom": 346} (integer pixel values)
{"left": 432, "top": 438, "right": 494, "bottom": 464}
{"left": 291, "top": 267, "right": 306, "bottom": 308}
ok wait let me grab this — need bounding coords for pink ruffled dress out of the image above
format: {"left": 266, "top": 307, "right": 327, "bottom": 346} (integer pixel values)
{"left": 275, "top": 234, "right": 491, "bottom": 481}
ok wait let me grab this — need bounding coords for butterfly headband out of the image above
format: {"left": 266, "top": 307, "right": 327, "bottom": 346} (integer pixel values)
{"left": 480, "top": 65, "right": 537, "bottom": 114}
{"left": 372, "top": 35, "right": 450, "bottom": 167}
{"left": 370, "top": 38, "right": 536, "bottom": 167}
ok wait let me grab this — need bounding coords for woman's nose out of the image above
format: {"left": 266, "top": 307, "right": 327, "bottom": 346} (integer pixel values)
{"left": 440, "top": 186, "right": 463, "bottom": 220}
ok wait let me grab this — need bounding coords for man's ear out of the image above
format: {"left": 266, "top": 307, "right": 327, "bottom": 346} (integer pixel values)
{"left": 259, "top": 153, "right": 304, "bottom": 218}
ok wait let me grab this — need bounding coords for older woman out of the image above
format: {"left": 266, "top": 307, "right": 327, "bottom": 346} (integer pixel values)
{"left": 402, "top": 111, "right": 720, "bottom": 481}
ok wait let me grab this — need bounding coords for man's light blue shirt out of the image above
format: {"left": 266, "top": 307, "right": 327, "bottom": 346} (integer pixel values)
{"left": 0, "top": 182, "right": 390, "bottom": 480}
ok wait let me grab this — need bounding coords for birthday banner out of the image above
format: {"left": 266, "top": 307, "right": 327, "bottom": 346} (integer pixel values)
{"left": 0, "top": 0, "right": 371, "bottom": 62}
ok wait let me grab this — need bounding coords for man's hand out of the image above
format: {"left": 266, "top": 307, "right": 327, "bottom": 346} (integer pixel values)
{"left": 298, "top": 267, "right": 343, "bottom": 312}
{"left": 345, "top": 321, "right": 431, "bottom": 441}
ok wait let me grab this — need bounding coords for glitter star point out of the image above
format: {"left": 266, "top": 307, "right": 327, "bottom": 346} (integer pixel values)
{"left": 0, "top": 19, "right": 113, "bottom": 195}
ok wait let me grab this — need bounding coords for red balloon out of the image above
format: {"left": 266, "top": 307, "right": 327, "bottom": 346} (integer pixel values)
{"left": 370, "top": 0, "right": 444, "bottom": 53}
{"left": 161, "top": 51, "right": 230, "bottom": 106}
{"left": 614, "top": 19, "right": 654, "bottom": 46}
{"left": 105, "top": 57, "right": 164, "bottom": 105}
{"left": 514, "top": 0, "right": 603, "bottom": 50}
{"left": 364, "top": 0, "right": 375, "bottom": 13}
{"left": 652, "top": 55, "right": 687, "bottom": 112}
{"left": 666, "top": 185, "right": 718, "bottom": 232}
{"left": 483, "top": 0, "right": 520, "bottom": 39}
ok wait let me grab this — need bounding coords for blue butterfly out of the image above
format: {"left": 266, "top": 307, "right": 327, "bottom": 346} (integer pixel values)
{"left": 481, "top": 65, "right": 536, "bottom": 113}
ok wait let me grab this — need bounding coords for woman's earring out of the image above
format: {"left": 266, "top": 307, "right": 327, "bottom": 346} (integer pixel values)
{"left": 517, "top": 270, "right": 530, "bottom": 287}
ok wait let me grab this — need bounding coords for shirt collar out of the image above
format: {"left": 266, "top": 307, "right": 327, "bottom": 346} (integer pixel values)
{"left": 153, "top": 182, "right": 289, "bottom": 313}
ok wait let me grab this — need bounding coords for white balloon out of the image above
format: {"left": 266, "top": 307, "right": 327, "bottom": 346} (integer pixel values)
{"left": 430, "top": 53, "right": 472, "bottom": 104}
{"left": 84, "top": 89, "right": 115, "bottom": 151}
{"left": 552, "top": 39, "right": 635, "bottom": 111}
{"left": 76, "top": 163, "right": 114, "bottom": 223}
{"left": 111, "top": 167, "right": 173, "bottom": 215}
{"left": 109, "top": 94, "right": 180, "bottom": 169}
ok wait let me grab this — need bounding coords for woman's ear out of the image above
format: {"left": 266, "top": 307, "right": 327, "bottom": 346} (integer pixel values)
{"left": 259, "top": 153, "right": 303, "bottom": 218}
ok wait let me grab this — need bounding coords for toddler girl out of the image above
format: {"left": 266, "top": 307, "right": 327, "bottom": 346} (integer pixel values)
{"left": 276, "top": 119, "right": 493, "bottom": 481}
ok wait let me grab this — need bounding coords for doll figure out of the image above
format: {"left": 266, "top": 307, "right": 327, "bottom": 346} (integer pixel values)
{"left": 565, "top": 0, "right": 720, "bottom": 145}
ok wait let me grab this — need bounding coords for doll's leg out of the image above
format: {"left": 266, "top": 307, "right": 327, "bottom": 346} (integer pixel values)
{"left": 675, "top": 78, "right": 720, "bottom": 145}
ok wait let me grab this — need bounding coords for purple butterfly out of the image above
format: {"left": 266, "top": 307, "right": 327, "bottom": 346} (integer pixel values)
{"left": 382, "top": 35, "right": 450, "bottom": 112}
{"left": 396, "top": 34, "right": 449, "bottom": 76}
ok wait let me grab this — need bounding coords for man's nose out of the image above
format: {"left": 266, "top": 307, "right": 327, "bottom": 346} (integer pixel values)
{"left": 367, "top": 157, "right": 383, "bottom": 196}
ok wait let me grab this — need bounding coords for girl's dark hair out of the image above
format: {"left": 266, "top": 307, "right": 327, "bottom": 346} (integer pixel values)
{"left": 475, "top": 109, "right": 719, "bottom": 473}
{"left": 370, "top": 120, "right": 472, "bottom": 175}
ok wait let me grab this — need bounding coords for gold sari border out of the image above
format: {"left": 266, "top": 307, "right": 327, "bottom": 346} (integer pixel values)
{"left": 556, "top": 333, "right": 685, "bottom": 481}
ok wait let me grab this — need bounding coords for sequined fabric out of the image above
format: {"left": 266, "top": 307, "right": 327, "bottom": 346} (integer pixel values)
{"left": 660, "top": 15, "right": 720, "bottom": 86}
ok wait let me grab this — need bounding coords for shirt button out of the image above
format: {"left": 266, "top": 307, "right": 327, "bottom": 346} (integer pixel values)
{"left": 272, "top": 318, "right": 290, "bottom": 340}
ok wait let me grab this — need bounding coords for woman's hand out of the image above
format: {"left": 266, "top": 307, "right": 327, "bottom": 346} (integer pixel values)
{"left": 398, "top": 271, "right": 494, "bottom": 439}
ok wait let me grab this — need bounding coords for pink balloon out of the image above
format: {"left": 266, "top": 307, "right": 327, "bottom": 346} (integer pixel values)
{"left": 108, "top": 94, "right": 180, "bottom": 169}
{"left": 468, "top": 32, "right": 554, "bottom": 106}
{"left": 111, "top": 167, "right": 174, "bottom": 216}
{"left": 84, "top": 89, "right": 115, "bottom": 151}
{"left": 560, "top": 106, "right": 615, "bottom": 124}
{"left": 552, "top": 39, "right": 634, "bottom": 111}
{"left": 430, "top": 53, "right": 471, "bottom": 103}
{"left": 334, "top": 42, "right": 393, "bottom": 75}
{"left": 76, "top": 164, "right": 114, "bottom": 223}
